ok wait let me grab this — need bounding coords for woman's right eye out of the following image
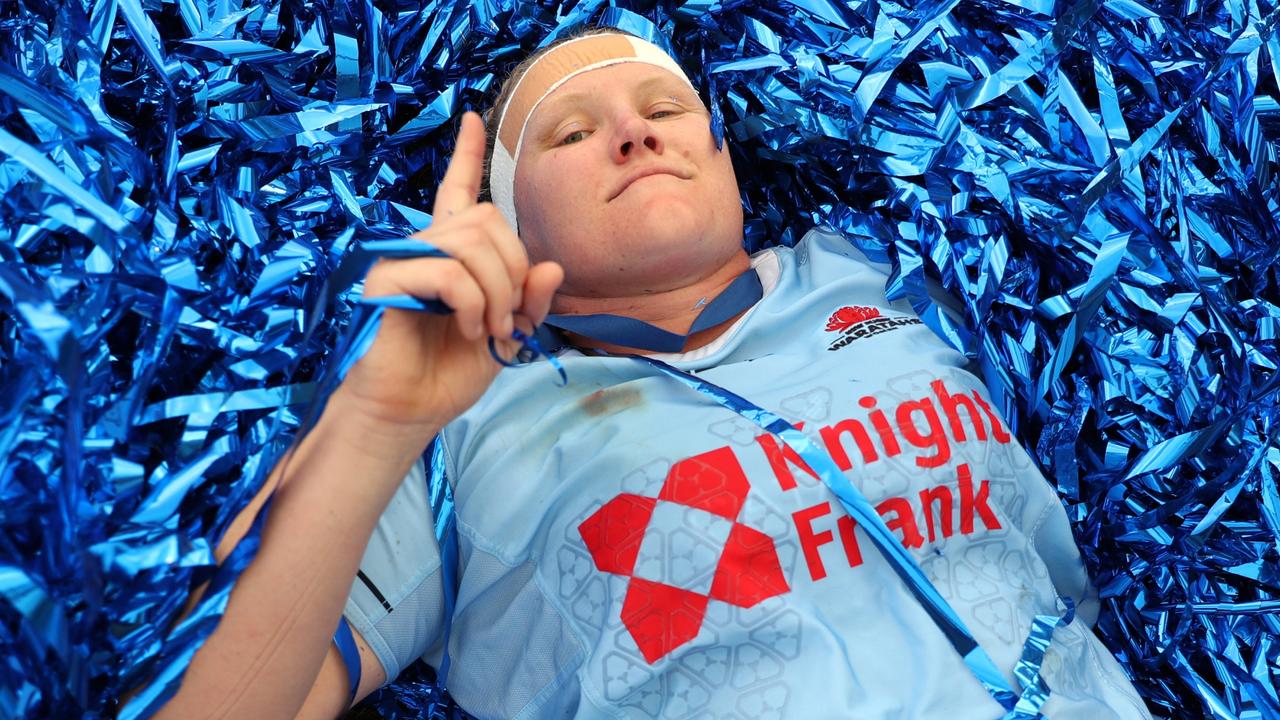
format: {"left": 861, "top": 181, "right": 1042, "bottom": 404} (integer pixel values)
{"left": 561, "top": 130, "right": 588, "bottom": 145}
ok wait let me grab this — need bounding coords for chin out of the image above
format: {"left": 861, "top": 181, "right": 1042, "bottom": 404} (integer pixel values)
{"left": 619, "top": 218, "right": 711, "bottom": 258}
{"left": 547, "top": 192, "right": 742, "bottom": 292}
{"left": 613, "top": 193, "right": 707, "bottom": 240}
{"left": 611, "top": 220, "right": 738, "bottom": 283}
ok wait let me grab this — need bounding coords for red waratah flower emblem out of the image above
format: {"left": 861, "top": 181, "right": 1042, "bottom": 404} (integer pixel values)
{"left": 826, "top": 306, "right": 881, "bottom": 332}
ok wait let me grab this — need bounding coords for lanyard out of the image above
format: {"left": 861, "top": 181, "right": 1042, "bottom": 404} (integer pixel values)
{"left": 544, "top": 267, "right": 763, "bottom": 353}
{"left": 624, "top": 354, "right": 1073, "bottom": 717}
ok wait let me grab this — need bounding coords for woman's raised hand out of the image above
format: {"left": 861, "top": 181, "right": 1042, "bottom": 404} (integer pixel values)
{"left": 153, "top": 114, "right": 559, "bottom": 720}
{"left": 337, "top": 111, "right": 564, "bottom": 432}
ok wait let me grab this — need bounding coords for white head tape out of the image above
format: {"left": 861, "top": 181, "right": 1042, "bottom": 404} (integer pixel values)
{"left": 487, "top": 33, "right": 696, "bottom": 232}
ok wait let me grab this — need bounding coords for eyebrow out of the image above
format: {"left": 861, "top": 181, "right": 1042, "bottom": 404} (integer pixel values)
{"left": 535, "top": 90, "right": 594, "bottom": 123}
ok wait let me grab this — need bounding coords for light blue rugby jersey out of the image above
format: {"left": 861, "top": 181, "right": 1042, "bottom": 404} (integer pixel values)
{"left": 344, "top": 227, "right": 1152, "bottom": 720}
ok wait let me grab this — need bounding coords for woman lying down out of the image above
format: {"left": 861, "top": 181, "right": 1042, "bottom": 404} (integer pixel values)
{"left": 155, "top": 27, "right": 1153, "bottom": 720}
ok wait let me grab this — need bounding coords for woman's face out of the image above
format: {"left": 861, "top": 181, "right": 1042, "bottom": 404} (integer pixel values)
{"left": 512, "top": 62, "right": 745, "bottom": 300}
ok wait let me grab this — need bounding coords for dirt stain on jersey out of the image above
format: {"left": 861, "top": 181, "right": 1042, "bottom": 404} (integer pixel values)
{"left": 578, "top": 386, "right": 644, "bottom": 418}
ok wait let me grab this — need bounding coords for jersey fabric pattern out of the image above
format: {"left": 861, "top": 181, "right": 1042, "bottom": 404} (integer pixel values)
{"left": 343, "top": 228, "right": 1152, "bottom": 720}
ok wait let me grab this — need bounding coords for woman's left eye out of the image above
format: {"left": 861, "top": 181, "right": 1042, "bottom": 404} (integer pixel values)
{"left": 648, "top": 109, "right": 677, "bottom": 119}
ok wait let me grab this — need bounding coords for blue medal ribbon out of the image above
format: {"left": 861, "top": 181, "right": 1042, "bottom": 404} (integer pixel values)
{"left": 426, "top": 438, "right": 460, "bottom": 686}
{"left": 628, "top": 353, "right": 1075, "bottom": 713}
{"left": 544, "top": 266, "right": 763, "bottom": 353}
{"left": 288, "top": 238, "right": 562, "bottom": 699}
{"left": 333, "top": 239, "right": 567, "bottom": 381}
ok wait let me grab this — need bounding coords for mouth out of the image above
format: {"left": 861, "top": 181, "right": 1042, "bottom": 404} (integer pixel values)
{"left": 608, "top": 168, "right": 687, "bottom": 201}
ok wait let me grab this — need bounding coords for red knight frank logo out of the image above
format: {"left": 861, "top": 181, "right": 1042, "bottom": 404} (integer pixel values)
{"left": 576, "top": 378, "right": 1015, "bottom": 666}
{"left": 824, "top": 305, "right": 922, "bottom": 351}
{"left": 577, "top": 447, "right": 789, "bottom": 664}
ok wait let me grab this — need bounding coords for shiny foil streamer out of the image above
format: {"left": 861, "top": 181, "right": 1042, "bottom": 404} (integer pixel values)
{"left": 0, "top": 0, "right": 1277, "bottom": 717}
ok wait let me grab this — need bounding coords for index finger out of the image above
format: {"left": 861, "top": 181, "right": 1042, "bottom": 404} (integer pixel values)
{"left": 432, "top": 111, "right": 487, "bottom": 218}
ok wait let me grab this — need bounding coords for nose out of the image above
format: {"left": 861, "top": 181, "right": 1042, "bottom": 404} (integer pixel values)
{"left": 611, "top": 113, "right": 663, "bottom": 163}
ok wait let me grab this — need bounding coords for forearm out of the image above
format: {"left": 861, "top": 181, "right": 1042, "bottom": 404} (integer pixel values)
{"left": 155, "top": 389, "right": 439, "bottom": 720}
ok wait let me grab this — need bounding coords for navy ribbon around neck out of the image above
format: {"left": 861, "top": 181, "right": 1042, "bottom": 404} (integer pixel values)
{"left": 543, "top": 266, "right": 763, "bottom": 353}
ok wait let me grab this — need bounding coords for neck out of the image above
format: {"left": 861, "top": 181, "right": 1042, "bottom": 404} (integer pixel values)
{"left": 551, "top": 251, "right": 753, "bottom": 354}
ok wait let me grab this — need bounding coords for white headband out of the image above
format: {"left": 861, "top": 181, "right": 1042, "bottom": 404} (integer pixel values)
{"left": 487, "top": 33, "right": 696, "bottom": 232}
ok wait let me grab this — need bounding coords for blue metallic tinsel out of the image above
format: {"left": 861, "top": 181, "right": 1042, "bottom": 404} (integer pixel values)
{"left": 1, "top": 0, "right": 1278, "bottom": 717}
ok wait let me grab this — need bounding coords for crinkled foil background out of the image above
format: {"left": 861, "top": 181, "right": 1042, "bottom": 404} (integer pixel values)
{"left": 1, "top": 0, "right": 1278, "bottom": 717}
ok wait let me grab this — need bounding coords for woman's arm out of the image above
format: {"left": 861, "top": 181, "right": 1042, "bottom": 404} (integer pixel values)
{"left": 150, "top": 112, "right": 563, "bottom": 720}
{"left": 153, "top": 389, "right": 432, "bottom": 720}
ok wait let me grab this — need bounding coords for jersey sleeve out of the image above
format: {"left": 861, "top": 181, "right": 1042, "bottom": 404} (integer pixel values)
{"left": 342, "top": 456, "right": 448, "bottom": 683}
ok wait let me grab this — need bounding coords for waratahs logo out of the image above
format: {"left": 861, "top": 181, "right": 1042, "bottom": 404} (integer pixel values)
{"left": 824, "top": 305, "right": 922, "bottom": 351}
{"left": 825, "top": 305, "right": 882, "bottom": 332}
